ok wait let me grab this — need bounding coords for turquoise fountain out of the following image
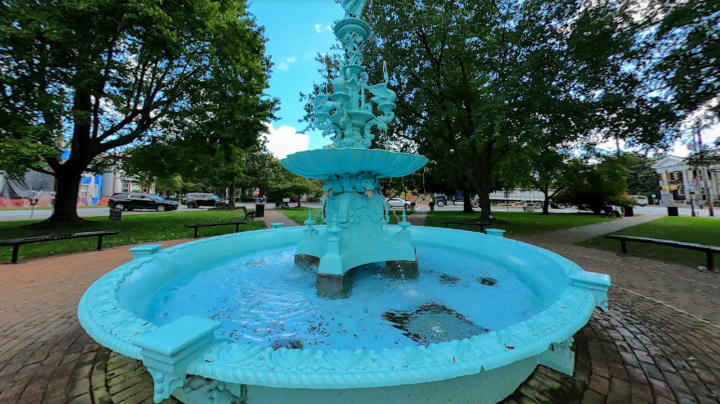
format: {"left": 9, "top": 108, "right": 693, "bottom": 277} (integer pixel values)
{"left": 77, "top": 1, "right": 611, "bottom": 403}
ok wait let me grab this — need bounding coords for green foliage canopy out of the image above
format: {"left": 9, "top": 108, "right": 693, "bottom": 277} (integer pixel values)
{"left": 0, "top": 0, "right": 274, "bottom": 221}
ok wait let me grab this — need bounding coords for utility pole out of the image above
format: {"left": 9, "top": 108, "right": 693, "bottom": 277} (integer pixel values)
{"left": 695, "top": 127, "right": 714, "bottom": 217}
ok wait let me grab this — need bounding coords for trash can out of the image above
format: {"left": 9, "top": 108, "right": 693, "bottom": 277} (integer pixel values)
{"left": 624, "top": 206, "right": 634, "bottom": 217}
{"left": 667, "top": 206, "right": 679, "bottom": 217}
{"left": 255, "top": 203, "right": 265, "bottom": 218}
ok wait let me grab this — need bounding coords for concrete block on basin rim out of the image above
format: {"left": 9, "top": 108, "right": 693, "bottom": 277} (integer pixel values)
{"left": 129, "top": 244, "right": 163, "bottom": 259}
{"left": 134, "top": 316, "right": 221, "bottom": 402}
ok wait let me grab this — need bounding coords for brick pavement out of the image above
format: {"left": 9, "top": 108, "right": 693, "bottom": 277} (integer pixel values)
{"left": 2, "top": 224, "right": 720, "bottom": 403}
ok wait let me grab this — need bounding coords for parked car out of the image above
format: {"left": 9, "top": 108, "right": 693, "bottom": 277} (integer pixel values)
{"left": 108, "top": 193, "right": 179, "bottom": 212}
{"left": 628, "top": 195, "right": 649, "bottom": 206}
{"left": 386, "top": 197, "right": 413, "bottom": 210}
{"left": 183, "top": 193, "right": 229, "bottom": 208}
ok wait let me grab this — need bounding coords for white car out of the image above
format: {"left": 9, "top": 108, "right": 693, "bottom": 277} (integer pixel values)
{"left": 628, "top": 195, "right": 649, "bottom": 206}
{"left": 386, "top": 197, "right": 412, "bottom": 209}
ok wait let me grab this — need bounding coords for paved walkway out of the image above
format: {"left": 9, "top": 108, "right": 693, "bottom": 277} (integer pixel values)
{"left": 520, "top": 214, "right": 664, "bottom": 244}
{"left": 256, "top": 208, "right": 300, "bottom": 228}
{"left": 1, "top": 214, "right": 720, "bottom": 403}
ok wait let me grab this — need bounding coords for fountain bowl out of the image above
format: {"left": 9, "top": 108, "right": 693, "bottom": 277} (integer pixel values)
{"left": 280, "top": 148, "right": 429, "bottom": 179}
{"left": 78, "top": 225, "right": 609, "bottom": 404}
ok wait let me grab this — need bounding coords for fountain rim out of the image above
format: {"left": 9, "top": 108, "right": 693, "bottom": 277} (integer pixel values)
{"left": 77, "top": 226, "right": 606, "bottom": 390}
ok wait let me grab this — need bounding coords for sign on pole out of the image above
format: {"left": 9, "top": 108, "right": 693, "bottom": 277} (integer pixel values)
{"left": 109, "top": 208, "right": 123, "bottom": 222}
{"left": 253, "top": 188, "right": 260, "bottom": 197}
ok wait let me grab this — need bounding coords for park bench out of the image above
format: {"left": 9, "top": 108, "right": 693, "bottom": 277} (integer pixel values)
{"left": 605, "top": 234, "right": 720, "bottom": 270}
{"left": 0, "top": 231, "right": 119, "bottom": 264}
{"left": 240, "top": 206, "right": 256, "bottom": 221}
{"left": 278, "top": 201, "right": 290, "bottom": 209}
{"left": 439, "top": 220, "right": 491, "bottom": 232}
{"left": 184, "top": 221, "right": 246, "bottom": 239}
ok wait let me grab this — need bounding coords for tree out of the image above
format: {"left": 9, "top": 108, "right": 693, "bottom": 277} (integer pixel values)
{"left": 269, "top": 167, "right": 322, "bottom": 208}
{"left": 302, "top": 0, "right": 678, "bottom": 220}
{"left": 642, "top": 0, "right": 719, "bottom": 120}
{"left": 556, "top": 156, "right": 634, "bottom": 214}
{"left": 626, "top": 153, "right": 662, "bottom": 203}
{"left": 0, "top": 0, "right": 273, "bottom": 223}
{"left": 517, "top": 147, "right": 580, "bottom": 215}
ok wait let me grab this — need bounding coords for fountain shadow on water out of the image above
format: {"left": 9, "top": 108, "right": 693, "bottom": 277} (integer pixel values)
{"left": 306, "top": 260, "right": 420, "bottom": 299}
{"left": 382, "top": 302, "right": 489, "bottom": 345}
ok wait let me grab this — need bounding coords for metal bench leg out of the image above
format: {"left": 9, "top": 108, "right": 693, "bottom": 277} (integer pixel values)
{"left": 235, "top": 224, "right": 239, "bottom": 233}
{"left": 194, "top": 228, "right": 198, "bottom": 239}
{"left": 620, "top": 240, "right": 627, "bottom": 254}
{"left": 97, "top": 236, "right": 104, "bottom": 251}
{"left": 10, "top": 245, "right": 20, "bottom": 264}
{"left": 707, "top": 251, "right": 714, "bottom": 270}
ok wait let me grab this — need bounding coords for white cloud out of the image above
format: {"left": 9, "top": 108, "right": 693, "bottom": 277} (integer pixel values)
{"left": 276, "top": 56, "right": 297, "bottom": 71}
{"left": 314, "top": 23, "right": 332, "bottom": 34}
{"left": 264, "top": 123, "right": 309, "bottom": 159}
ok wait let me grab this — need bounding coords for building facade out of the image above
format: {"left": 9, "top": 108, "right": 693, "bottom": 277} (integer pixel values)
{"left": 651, "top": 156, "right": 720, "bottom": 206}
{"left": 100, "top": 167, "right": 154, "bottom": 200}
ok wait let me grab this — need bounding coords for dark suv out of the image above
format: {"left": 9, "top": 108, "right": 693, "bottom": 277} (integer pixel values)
{"left": 108, "top": 193, "right": 179, "bottom": 212}
{"left": 183, "top": 193, "right": 228, "bottom": 208}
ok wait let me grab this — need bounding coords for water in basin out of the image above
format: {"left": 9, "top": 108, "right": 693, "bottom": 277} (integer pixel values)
{"left": 144, "top": 243, "right": 543, "bottom": 351}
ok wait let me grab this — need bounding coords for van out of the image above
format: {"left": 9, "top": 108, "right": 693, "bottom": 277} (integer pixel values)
{"left": 628, "top": 195, "right": 649, "bottom": 206}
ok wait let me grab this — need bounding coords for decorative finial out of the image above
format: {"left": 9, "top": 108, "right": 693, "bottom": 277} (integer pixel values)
{"left": 304, "top": 209, "right": 316, "bottom": 227}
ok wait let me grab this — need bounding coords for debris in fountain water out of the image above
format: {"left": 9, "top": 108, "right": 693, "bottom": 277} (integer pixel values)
{"left": 382, "top": 302, "right": 488, "bottom": 345}
{"left": 271, "top": 335, "right": 304, "bottom": 350}
{"left": 477, "top": 277, "right": 498, "bottom": 286}
{"left": 438, "top": 274, "right": 461, "bottom": 285}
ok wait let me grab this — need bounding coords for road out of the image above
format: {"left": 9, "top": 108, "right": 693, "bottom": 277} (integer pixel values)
{"left": 420, "top": 203, "right": 719, "bottom": 218}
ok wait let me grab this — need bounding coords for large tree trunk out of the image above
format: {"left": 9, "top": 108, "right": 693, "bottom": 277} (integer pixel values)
{"left": 542, "top": 187, "right": 550, "bottom": 215}
{"left": 462, "top": 188, "right": 474, "bottom": 213}
{"left": 477, "top": 191, "right": 492, "bottom": 220}
{"left": 228, "top": 183, "right": 237, "bottom": 209}
{"left": 47, "top": 169, "right": 83, "bottom": 223}
{"left": 297, "top": 194, "right": 302, "bottom": 208}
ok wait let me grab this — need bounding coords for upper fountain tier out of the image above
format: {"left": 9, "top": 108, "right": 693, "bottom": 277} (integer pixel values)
{"left": 312, "top": 3, "right": 397, "bottom": 150}
{"left": 282, "top": 1, "right": 428, "bottom": 179}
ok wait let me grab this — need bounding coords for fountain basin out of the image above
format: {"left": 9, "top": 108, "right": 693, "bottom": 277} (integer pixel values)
{"left": 78, "top": 226, "right": 609, "bottom": 404}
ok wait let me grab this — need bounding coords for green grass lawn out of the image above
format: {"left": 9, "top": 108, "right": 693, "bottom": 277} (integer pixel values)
{"left": 0, "top": 210, "right": 267, "bottom": 262}
{"left": 276, "top": 207, "right": 414, "bottom": 225}
{"left": 425, "top": 211, "right": 617, "bottom": 237}
{"left": 576, "top": 217, "right": 720, "bottom": 267}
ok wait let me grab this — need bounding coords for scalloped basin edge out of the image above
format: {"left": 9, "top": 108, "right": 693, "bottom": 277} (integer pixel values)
{"left": 77, "top": 226, "right": 610, "bottom": 404}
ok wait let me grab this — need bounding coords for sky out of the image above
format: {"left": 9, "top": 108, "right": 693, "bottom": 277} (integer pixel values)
{"left": 250, "top": 0, "right": 719, "bottom": 160}
{"left": 250, "top": 0, "right": 343, "bottom": 158}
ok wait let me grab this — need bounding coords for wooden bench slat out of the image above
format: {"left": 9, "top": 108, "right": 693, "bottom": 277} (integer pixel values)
{"left": 0, "top": 231, "right": 119, "bottom": 246}
{"left": 604, "top": 234, "right": 719, "bottom": 269}
{"left": 183, "top": 221, "right": 247, "bottom": 239}
{"left": 184, "top": 222, "right": 246, "bottom": 228}
{"left": 1, "top": 231, "right": 119, "bottom": 264}
{"left": 605, "top": 235, "right": 720, "bottom": 252}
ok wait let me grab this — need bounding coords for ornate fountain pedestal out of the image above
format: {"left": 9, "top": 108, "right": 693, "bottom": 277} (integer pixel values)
{"left": 281, "top": 148, "right": 428, "bottom": 289}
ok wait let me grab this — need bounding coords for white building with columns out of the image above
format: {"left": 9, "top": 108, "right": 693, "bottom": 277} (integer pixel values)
{"left": 651, "top": 156, "right": 720, "bottom": 206}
